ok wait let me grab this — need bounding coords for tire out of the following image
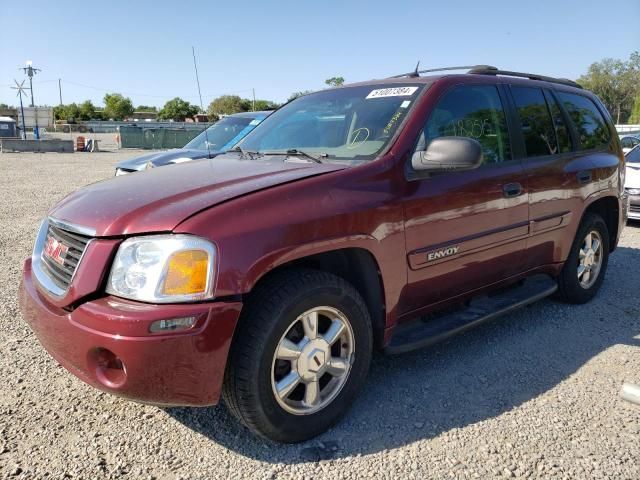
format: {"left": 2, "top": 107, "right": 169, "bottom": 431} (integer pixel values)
{"left": 557, "top": 212, "right": 609, "bottom": 304}
{"left": 222, "top": 269, "right": 373, "bottom": 443}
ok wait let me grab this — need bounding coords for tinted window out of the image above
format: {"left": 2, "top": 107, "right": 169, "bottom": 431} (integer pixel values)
{"left": 627, "top": 146, "right": 640, "bottom": 164}
{"left": 545, "top": 92, "right": 572, "bottom": 153}
{"left": 184, "top": 116, "right": 255, "bottom": 151}
{"left": 621, "top": 137, "right": 640, "bottom": 149}
{"left": 419, "top": 85, "right": 511, "bottom": 164}
{"left": 556, "top": 92, "right": 610, "bottom": 150}
{"left": 511, "top": 87, "right": 558, "bottom": 157}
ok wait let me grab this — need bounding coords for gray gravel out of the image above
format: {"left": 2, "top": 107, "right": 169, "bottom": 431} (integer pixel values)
{"left": 1, "top": 151, "right": 639, "bottom": 479}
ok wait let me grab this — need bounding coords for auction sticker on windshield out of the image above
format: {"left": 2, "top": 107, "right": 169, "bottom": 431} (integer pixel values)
{"left": 366, "top": 86, "right": 418, "bottom": 99}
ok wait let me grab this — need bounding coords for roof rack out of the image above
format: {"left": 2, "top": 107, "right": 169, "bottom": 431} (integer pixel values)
{"left": 388, "top": 64, "right": 496, "bottom": 79}
{"left": 388, "top": 64, "right": 582, "bottom": 89}
{"left": 468, "top": 66, "right": 582, "bottom": 89}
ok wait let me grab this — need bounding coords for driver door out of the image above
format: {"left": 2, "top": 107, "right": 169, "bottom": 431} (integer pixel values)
{"left": 400, "top": 84, "right": 529, "bottom": 316}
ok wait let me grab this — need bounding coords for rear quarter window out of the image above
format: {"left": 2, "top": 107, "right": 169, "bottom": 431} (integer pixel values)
{"left": 556, "top": 92, "right": 610, "bottom": 150}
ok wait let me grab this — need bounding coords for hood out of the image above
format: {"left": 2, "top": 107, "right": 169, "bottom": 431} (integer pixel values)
{"left": 116, "top": 149, "right": 208, "bottom": 171}
{"left": 50, "top": 154, "right": 346, "bottom": 237}
{"left": 625, "top": 163, "right": 640, "bottom": 188}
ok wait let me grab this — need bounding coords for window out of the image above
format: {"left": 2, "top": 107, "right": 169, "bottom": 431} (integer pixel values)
{"left": 556, "top": 92, "right": 610, "bottom": 150}
{"left": 418, "top": 85, "right": 511, "bottom": 164}
{"left": 545, "top": 91, "right": 572, "bottom": 153}
{"left": 240, "top": 84, "right": 424, "bottom": 161}
{"left": 184, "top": 116, "right": 255, "bottom": 151}
{"left": 511, "top": 87, "right": 558, "bottom": 157}
{"left": 621, "top": 137, "right": 640, "bottom": 150}
{"left": 627, "top": 145, "right": 640, "bottom": 164}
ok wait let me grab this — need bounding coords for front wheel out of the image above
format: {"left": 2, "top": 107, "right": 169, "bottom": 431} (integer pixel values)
{"left": 557, "top": 212, "right": 609, "bottom": 304}
{"left": 223, "top": 269, "right": 372, "bottom": 443}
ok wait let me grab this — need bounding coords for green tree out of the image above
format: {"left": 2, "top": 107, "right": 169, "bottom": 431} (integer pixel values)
{"left": 287, "top": 90, "right": 314, "bottom": 102}
{"left": 136, "top": 105, "right": 157, "bottom": 112}
{"left": 577, "top": 51, "right": 640, "bottom": 124}
{"left": 157, "top": 97, "right": 199, "bottom": 121}
{"left": 207, "top": 95, "right": 248, "bottom": 117}
{"left": 325, "top": 76, "right": 345, "bottom": 87}
{"left": 54, "top": 103, "right": 81, "bottom": 122}
{"left": 630, "top": 95, "right": 640, "bottom": 124}
{"left": 238, "top": 98, "right": 280, "bottom": 111}
{"left": 103, "top": 93, "right": 134, "bottom": 120}
{"left": 78, "top": 100, "right": 96, "bottom": 120}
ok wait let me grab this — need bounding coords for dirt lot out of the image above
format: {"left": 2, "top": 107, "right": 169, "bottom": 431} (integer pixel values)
{"left": 1, "top": 151, "right": 639, "bottom": 479}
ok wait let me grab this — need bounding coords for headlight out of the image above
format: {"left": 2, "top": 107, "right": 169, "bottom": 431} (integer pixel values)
{"left": 106, "top": 235, "right": 216, "bottom": 303}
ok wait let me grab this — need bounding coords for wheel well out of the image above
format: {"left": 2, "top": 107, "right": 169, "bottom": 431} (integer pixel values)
{"left": 585, "top": 196, "right": 619, "bottom": 252}
{"left": 251, "top": 248, "right": 386, "bottom": 349}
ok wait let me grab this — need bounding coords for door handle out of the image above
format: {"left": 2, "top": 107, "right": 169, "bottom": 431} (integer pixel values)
{"left": 577, "top": 170, "right": 592, "bottom": 184}
{"left": 503, "top": 182, "right": 523, "bottom": 198}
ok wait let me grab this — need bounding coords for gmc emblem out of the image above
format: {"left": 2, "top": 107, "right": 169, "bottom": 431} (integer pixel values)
{"left": 427, "top": 246, "right": 459, "bottom": 262}
{"left": 43, "top": 236, "right": 68, "bottom": 266}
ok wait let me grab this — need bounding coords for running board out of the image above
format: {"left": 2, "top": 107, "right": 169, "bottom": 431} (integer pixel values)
{"left": 385, "top": 275, "right": 557, "bottom": 355}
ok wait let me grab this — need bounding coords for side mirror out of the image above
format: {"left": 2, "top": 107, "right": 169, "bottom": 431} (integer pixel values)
{"left": 411, "top": 136, "right": 483, "bottom": 172}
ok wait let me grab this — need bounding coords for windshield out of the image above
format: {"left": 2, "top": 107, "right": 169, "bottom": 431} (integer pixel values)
{"left": 239, "top": 84, "right": 424, "bottom": 161}
{"left": 627, "top": 145, "right": 640, "bottom": 164}
{"left": 184, "top": 116, "right": 259, "bottom": 151}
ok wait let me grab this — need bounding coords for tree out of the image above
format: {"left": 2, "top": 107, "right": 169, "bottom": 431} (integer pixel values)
{"left": 245, "top": 99, "right": 280, "bottom": 111}
{"left": 630, "top": 95, "right": 640, "bottom": 124}
{"left": 136, "top": 105, "right": 157, "bottom": 112}
{"left": 577, "top": 51, "right": 640, "bottom": 124}
{"left": 157, "top": 97, "right": 199, "bottom": 121}
{"left": 103, "top": 93, "right": 134, "bottom": 120}
{"left": 325, "top": 76, "right": 345, "bottom": 87}
{"left": 78, "top": 100, "right": 96, "bottom": 120}
{"left": 207, "top": 95, "right": 248, "bottom": 117}
{"left": 287, "top": 90, "right": 314, "bottom": 102}
{"left": 53, "top": 103, "right": 80, "bottom": 122}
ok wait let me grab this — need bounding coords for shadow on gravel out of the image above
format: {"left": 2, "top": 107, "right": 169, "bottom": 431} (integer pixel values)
{"left": 166, "top": 246, "right": 640, "bottom": 464}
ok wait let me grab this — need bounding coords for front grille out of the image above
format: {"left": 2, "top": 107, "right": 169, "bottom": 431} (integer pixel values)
{"left": 630, "top": 204, "right": 640, "bottom": 213}
{"left": 40, "top": 224, "right": 91, "bottom": 290}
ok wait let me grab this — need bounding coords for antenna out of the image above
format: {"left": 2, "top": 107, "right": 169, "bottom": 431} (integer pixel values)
{"left": 191, "top": 46, "right": 212, "bottom": 158}
{"left": 411, "top": 61, "right": 420, "bottom": 78}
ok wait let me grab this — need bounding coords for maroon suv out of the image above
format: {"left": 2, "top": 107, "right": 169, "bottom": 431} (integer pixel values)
{"left": 19, "top": 66, "right": 627, "bottom": 442}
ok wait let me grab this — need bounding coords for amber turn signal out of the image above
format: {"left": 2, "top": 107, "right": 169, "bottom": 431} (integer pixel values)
{"left": 161, "top": 250, "right": 209, "bottom": 296}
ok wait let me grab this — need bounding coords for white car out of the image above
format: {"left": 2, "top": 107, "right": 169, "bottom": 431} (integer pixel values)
{"left": 625, "top": 145, "right": 640, "bottom": 220}
{"left": 620, "top": 134, "right": 640, "bottom": 154}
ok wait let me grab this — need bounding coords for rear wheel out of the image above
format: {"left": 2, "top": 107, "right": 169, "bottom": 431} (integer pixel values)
{"left": 223, "top": 269, "right": 372, "bottom": 443}
{"left": 557, "top": 213, "right": 609, "bottom": 304}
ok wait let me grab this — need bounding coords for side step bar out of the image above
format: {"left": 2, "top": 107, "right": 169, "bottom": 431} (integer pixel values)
{"left": 385, "top": 275, "right": 557, "bottom": 355}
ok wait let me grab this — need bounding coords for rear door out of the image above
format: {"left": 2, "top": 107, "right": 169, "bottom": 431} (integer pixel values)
{"left": 401, "top": 83, "right": 529, "bottom": 316}
{"left": 510, "top": 86, "right": 613, "bottom": 269}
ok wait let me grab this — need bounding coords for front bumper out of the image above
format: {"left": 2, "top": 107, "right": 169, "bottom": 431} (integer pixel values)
{"left": 19, "top": 258, "right": 242, "bottom": 406}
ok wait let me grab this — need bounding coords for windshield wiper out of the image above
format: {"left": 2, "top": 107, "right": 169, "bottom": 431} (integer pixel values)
{"left": 227, "top": 146, "right": 261, "bottom": 159}
{"left": 262, "top": 149, "right": 326, "bottom": 164}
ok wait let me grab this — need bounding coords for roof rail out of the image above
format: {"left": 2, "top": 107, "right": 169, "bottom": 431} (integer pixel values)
{"left": 468, "top": 66, "right": 582, "bottom": 89}
{"left": 388, "top": 64, "right": 497, "bottom": 79}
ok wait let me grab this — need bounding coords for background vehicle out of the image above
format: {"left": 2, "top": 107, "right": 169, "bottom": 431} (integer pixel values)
{"left": 114, "top": 111, "right": 271, "bottom": 175}
{"left": 20, "top": 67, "right": 625, "bottom": 443}
{"left": 625, "top": 145, "right": 640, "bottom": 220}
{"left": 620, "top": 134, "right": 640, "bottom": 154}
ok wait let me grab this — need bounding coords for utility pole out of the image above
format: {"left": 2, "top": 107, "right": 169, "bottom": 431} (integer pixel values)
{"left": 58, "top": 78, "right": 63, "bottom": 105}
{"left": 20, "top": 61, "right": 41, "bottom": 139}
{"left": 252, "top": 88, "right": 256, "bottom": 112}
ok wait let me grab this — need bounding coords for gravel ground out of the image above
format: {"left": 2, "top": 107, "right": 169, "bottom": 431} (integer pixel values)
{"left": 1, "top": 151, "right": 639, "bottom": 479}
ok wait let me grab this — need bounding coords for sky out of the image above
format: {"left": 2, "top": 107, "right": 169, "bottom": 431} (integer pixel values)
{"left": 1, "top": 0, "right": 639, "bottom": 109}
